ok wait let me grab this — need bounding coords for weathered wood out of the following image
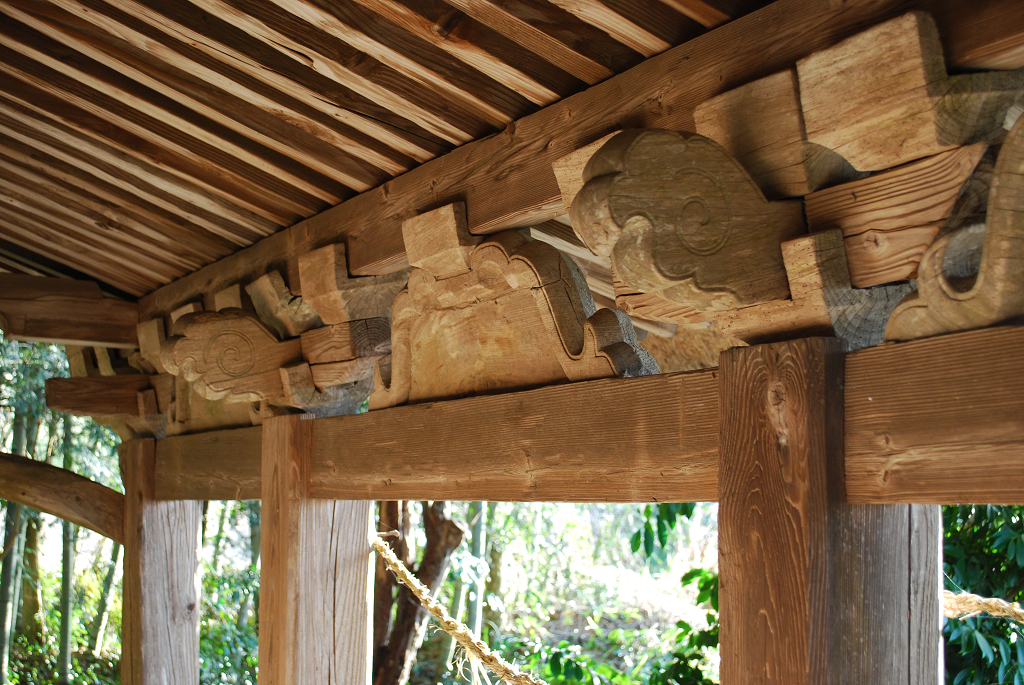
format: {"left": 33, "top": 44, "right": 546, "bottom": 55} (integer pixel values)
{"left": 160, "top": 309, "right": 303, "bottom": 403}
{"left": 297, "top": 244, "right": 408, "bottom": 324}
{"left": 370, "top": 230, "right": 657, "bottom": 409}
{"left": 798, "top": 12, "right": 1024, "bottom": 171}
{"left": 806, "top": 143, "right": 988, "bottom": 287}
{"left": 153, "top": 426, "right": 262, "bottom": 501}
{"left": 259, "top": 415, "right": 374, "bottom": 685}
{"left": 246, "top": 270, "right": 322, "bottom": 338}
{"left": 572, "top": 129, "right": 805, "bottom": 311}
{"left": 138, "top": 0, "right": 1024, "bottom": 322}
{"left": 300, "top": 318, "right": 391, "bottom": 365}
{"left": 718, "top": 338, "right": 937, "bottom": 685}
{"left": 0, "top": 450, "right": 124, "bottom": 542}
{"left": 886, "top": 115, "right": 1024, "bottom": 340}
{"left": 694, "top": 69, "right": 860, "bottom": 199}
{"left": 551, "top": 132, "right": 618, "bottom": 215}
{"left": 120, "top": 438, "right": 201, "bottom": 685}
{"left": 910, "top": 504, "right": 943, "bottom": 684}
{"left": 0, "top": 273, "right": 138, "bottom": 347}
{"left": 846, "top": 325, "right": 1024, "bottom": 504}
{"left": 45, "top": 376, "right": 152, "bottom": 418}
{"left": 402, "top": 202, "right": 480, "bottom": 279}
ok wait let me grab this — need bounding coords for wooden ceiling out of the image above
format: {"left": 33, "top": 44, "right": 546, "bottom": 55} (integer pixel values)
{"left": 0, "top": 0, "right": 770, "bottom": 297}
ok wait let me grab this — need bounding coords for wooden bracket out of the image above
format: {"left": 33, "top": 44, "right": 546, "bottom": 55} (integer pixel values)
{"left": 297, "top": 243, "right": 408, "bottom": 324}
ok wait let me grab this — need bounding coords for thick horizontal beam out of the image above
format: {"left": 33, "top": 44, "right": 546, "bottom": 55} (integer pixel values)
{"left": 46, "top": 375, "right": 153, "bottom": 417}
{"left": 0, "top": 273, "right": 138, "bottom": 348}
{"left": 151, "top": 326, "right": 1024, "bottom": 504}
{"left": 0, "top": 451, "right": 124, "bottom": 542}
{"left": 138, "top": 0, "right": 1024, "bottom": 321}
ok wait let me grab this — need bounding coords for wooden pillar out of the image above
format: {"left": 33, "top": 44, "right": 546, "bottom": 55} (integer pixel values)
{"left": 259, "top": 414, "right": 375, "bottom": 684}
{"left": 120, "top": 438, "right": 202, "bottom": 685}
{"left": 718, "top": 338, "right": 940, "bottom": 685}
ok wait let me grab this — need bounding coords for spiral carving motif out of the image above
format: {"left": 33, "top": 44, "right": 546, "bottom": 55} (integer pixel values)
{"left": 205, "top": 330, "right": 256, "bottom": 378}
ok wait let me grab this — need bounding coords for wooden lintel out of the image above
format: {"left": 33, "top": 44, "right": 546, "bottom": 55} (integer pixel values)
{"left": 150, "top": 326, "right": 1024, "bottom": 504}
{"left": 46, "top": 375, "right": 153, "bottom": 417}
{"left": 0, "top": 450, "right": 125, "bottom": 542}
{"left": 0, "top": 274, "right": 139, "bottom": 348}
{"left": 137, "top": 0, "right": 1024, "bottom": 321}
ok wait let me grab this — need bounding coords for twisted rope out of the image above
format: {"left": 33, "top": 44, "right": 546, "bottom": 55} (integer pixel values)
{"left": 373, "top": 536, "right": 549, "bottom": 685}
{"left": 944, "top": 590, "right": 1024, "bottom": 623}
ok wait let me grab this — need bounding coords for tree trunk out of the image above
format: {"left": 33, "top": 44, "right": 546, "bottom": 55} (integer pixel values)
{"left": 210, "top": 501, "right": 231, "bottom": 573}
{"left": 57, "top": 423, "right": 76, "bottom": 685}
{"left": 89, "top": 541, "right": 121, "bottom": 656}
{"left": 373, "top": 502, "right": 464, "bottom": 685}
{"left": 467, "top": 502, "right": 488, "bottom": 638}
{"left": 19, "top": 516, "right": 42, "bottom": 646}
{"left": 483, "top": 543, "right": 503, "bottom": 639}
{"left": 0, "top": 412, "right": 27, "bottom": 684}
{"left": 232, "top": 501, "right": 261, "bottom": 678}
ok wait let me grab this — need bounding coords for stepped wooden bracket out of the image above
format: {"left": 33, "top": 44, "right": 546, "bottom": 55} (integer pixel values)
{"left": 297, "top": 243, "right": 408, "bottom": 324}
{"left": 246, "top": 271, "right": 322, "bottom": 339}
{"left": 0, "top": 274, "right": 139, "bottom": 348}
{"left": 570, "top": 129, "right": 805, "bottom": 313}
{"left": 886, "top": 115, "right": 1024, "bottom": 340}
{"left": 370, "top": 213, "right": 657, "bottom": 409}
{"left": 797, "top": 11, "right": 1024, "bottom": 172}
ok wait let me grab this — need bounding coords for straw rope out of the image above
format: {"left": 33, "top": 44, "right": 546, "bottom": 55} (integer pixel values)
{"left": 373, "top": 535, "right": 549, "bottom": 685}
{"left": 944, "top": 590, "right": 1024, "bottom": 623}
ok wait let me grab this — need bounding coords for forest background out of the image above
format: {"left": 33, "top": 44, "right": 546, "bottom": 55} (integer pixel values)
{"left": 0, "top": 336, "right": 1020, "bottom": 685}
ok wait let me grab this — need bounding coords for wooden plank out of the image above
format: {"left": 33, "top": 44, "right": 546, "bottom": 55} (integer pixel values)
{"left": 311, "top": 369, "right": 719, "bottom": 501}
{"left": 845, "top": 325, "right": 1024, "bottom": 504}
{"left": 120, "top": 439, "right": 201, "bottom": 685}
{"left": 547, "top": 0, "right": 704, "bottom": 57}
{"left": 139, "top": 0, "right": 1024, "bottom": 320}
{"left": 0, "top": 451, "right": 124, "bottom": 542}
{"left": 909, "top": 504, "right": 943, "bottom": 685}
{"left": 153, "top": 426, "right": 262, "bottom": 501}
{"left": 259, "top": 415, "right": 374, "bottom": 685}
{"left": 718, "top": 337, "right": 932, "bottom": 685}
{"left": 46, "top": 376, "right": 152, "bottom": 417}
{"left": 0, "top": 274, "right": 139, "bottom": 347}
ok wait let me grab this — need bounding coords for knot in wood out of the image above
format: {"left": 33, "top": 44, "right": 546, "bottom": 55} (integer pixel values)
{"left": 768, "top": 382, "right": 787, "bottom": 407}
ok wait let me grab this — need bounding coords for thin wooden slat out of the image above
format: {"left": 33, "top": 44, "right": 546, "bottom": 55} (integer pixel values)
{"left": 549, "top": 0, "right": 704, "bottom": 57}
{"left": 153, "top": 426, "right": 262, "bottom": 501}
{"left": 441, "top": 0, "right": 642, "bottom": 83}
{"left": 0, "top": 451, "right": 125, "bottom": 542}
{"left": 657, "top": 0, "right": 730, "bottom": 27}
{"left": 0, "top": 0, "right": 379, "bottom": 193}
{"left": 845, "top": 325, "right": 1024, "bottom": 504}
{"left": 347, "top": 0, "right": 584, "bottom": 105}
{"left": 309, "top": 370, "right": 720, "bottom": 501}
{"left": 89, "top": 0, "right": 450, "bottom": 161}
{"left": 140, "top": 0, "right": 1024, "bottom": 318}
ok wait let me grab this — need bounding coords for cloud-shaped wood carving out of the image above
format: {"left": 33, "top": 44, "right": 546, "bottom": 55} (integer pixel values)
{"left": 370, "top": 229, "right": 658, "bottom": 409}
{"left": 570, "top": 130, "right": 805, "bottom": 312}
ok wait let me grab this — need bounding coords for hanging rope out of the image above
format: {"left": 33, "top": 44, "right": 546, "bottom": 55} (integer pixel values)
{"left": 373, "top": 535, "right": 549, "bottom": 685}
{"left": 944, "top": 590, "right": 1024, "bottom": 623}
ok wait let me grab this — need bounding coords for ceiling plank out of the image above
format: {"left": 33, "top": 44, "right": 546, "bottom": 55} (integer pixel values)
{"left": 0, "top": 0, "right": 386, "bottom": 193}
{"left": 657, "top": 0, "right": 731, "bottom": 27}
{"left": 347, "top": 0, "right": 583, "bottom": 105}
{"left": 549, "top": 0, "right": 705, "bottom": 57}
{"left": 442, "top": 0, "right": 643, "bottom": 83}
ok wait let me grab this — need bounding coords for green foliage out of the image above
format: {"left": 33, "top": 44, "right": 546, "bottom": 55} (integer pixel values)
{"left": 199, "top": 564, "right": 259, "bottom": 684}
{"left": 944, "top": 505, "right": 1024, "bottom": 685}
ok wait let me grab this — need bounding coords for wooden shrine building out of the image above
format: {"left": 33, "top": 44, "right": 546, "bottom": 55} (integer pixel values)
{"left": 0, "top": 0, "right": 1023, "bottom": 681}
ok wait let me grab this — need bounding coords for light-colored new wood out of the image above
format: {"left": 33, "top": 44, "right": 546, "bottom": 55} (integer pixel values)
{"left": 402, "top": 202, "right": 480, "bottom": 279}
{"left": 153, "top": 426, "right": 262, "bottom": 501}
{"left": 45, "top": 376, "right": 153, "bottom": 418}
{"left": 551, "top": 132, "right": 618, "bottom": 216}
{"left": 571, "top": 130, "right": 805, "bottom": 312}
{"left": 300, "top": 318, "right": 391, "bottom": 365}
{"left": 616, "top": 229, "right": 912, "bottom": 349}
{"left": 798, "top": 12, "right": 1024, "bottom": 171}
{"left": 160, "top": 309, "right": 302, "bottom": 403}
{"left": 718, "top": 338, "right": 938, "bottom": 685}
{"left": 0, "top": 450, "right": 124, "bottom": 542}
{"left": 370, "top": 230, "right": 657, "bottom": 409}
{"left": 136, "top": 319, "right": 166, "bottom": 374}
{"left": 694, "top": 69, "right": 860, "bottom": 198}
{"left": 0, "top": 274, "right": 138, "bottom": 348}
{"left": 246, "top": 271, "right": 322, "bottom": 338}
{"left": 806, "top": 143, "right": 988, "bottom": 286}
{"left": 297, "top": 243, "right": 408, "bottom": 324}
{"left": 120, "top": 439, "right": 201, "bottom": 685}
{"left": 885, "top": 115, "right": 1024, "bottom": 340}
{"left": 259, "top": 415, "right": 374, "bottom": 685}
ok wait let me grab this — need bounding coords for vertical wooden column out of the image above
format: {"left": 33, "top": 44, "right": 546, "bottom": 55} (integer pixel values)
{"left": 718, "top": 338, "right": 940, "bottom": 685}
{"left": 259, "top": 414, "right": 375, "bottom": 684}
{"left": 121, "top": 438, "right": 202, "bottom": 685}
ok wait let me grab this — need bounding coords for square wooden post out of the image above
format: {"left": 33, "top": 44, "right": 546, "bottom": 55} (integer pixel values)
{"left": 120, "top": 438, "right": 202, "bottom": 685}
{"left": 259, "top": 414, "right": 375, "bottom": 684}
{"left": 718, "top": 338, "right": 940, "bottom": 685}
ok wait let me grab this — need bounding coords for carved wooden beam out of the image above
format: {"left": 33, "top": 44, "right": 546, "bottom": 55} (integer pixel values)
{"left": 0, "top": 450, "right": 125, "bottom": 542}
{"left": 0, "top": 273, "right": 138, "bottom": 348}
